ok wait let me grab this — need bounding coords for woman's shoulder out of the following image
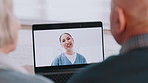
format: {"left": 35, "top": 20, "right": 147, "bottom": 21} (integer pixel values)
{"left": 0, "top": 69, "right": 54, "bottom": 83}
{"left": 56, "top": 53, "right": 66, "bottom": 58}
{"left": 0, "top": 53, "right": 27, "bottom": 73}
{"left": 76, "top": 53, "right": 84, "bottom": 57}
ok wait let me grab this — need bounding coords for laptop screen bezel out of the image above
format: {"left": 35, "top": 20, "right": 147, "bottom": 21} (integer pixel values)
{"left": 32, "top": 21, "right": 104, "bottom": 73}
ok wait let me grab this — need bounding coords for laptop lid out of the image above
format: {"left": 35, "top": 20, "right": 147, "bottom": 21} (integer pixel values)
{"left": 32, "top": 21, "right": 104, "bottom": 73}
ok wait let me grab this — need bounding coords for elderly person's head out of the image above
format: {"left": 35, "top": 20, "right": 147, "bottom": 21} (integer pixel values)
{"left": 110, "top": 0, "right": 148, "bottom": 45}
{"left": 0, "top": 0, "right": 20, "bottom": 54}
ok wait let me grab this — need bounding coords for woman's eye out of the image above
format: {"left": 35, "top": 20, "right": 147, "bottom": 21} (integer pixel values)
{"left": 67, "top": 37, "right": 70, "bottom": 40}
{"left": 62, "top": 40, "right": 65, "bottom": 42}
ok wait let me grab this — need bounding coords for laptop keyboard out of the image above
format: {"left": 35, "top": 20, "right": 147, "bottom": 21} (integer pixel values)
{"left": 43, "top": 73, "right": 74, "bottom": 83}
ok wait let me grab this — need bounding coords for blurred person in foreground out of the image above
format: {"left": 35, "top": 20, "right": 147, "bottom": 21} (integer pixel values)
{"left": 0, "top": 0, "right": 54, "bottom": 83}
{"left": 68, "top": 0, "right": 148, "bottom": 83}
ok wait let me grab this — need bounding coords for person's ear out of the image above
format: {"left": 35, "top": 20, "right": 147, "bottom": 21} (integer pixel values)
{"left": 115, "top": 7, "right": 126, "bottom": 34}
{"left": 72, "top": 38, "right": 74, "bottom": 42}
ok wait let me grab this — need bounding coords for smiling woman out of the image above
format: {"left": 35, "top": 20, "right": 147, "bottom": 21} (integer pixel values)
{"left": 51, "top": 33, "right": 87, "bottom": 66}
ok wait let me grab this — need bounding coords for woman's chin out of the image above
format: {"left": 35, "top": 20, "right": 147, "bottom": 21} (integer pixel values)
{"left": 66, "top": 48, "right": 72, "bottom": 51}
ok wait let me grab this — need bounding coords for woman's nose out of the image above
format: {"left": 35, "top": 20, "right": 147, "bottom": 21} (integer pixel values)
{"left": 65, "top": 40, "right": 69, "bottom": 43}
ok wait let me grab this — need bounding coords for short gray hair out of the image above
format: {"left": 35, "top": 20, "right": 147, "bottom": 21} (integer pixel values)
{"left": 0, "top": 0, "right": 15, "bottom": 48}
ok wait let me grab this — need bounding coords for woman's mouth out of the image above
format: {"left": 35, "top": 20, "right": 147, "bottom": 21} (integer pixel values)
{"left": 66, "top": 43, "right": 72, "bottom": 48}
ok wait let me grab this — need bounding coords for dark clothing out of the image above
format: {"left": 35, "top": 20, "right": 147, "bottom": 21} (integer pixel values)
{"left": 68, "top": 47, "right": 148, "bottom": 83}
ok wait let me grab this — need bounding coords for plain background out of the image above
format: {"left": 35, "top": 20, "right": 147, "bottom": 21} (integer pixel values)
{"left": 34, "top": 28, "right": 103, "bottom": 67}
{"left": 13, "top": 0, "right": 111, "bottom": 29}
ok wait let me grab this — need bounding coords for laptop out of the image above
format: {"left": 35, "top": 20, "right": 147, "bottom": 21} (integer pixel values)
{"left": 32, "top": 21, "right": 104, "bottom": 83}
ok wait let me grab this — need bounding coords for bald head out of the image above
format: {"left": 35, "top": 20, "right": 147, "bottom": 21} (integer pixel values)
{"left": 112, "top": 0, "right": 148, "bottom": 22}
{"left": 110, "top": 0, "right": 148, "bottom": 45}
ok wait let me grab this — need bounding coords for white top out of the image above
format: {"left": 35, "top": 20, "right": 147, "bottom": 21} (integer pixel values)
{"left": 0, "top": 53, "right": 28, "bottom": 74}
{"left": 65, "top": 52, "right": 77, "bottom": 64}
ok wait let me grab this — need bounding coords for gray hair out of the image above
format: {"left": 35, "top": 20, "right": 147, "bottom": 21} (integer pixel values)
{"left": 0, "top": 0, "right": 15, "bottom": 48}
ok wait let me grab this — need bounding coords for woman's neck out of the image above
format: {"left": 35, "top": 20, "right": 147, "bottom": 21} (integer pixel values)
{"left": 66, "top": 50, "right": 74, "bottom": 55}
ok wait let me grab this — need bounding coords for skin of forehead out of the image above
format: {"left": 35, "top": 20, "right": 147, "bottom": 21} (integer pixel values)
{"left": 60, "top": 34, "right": 73, "bottom": 42}
{"left": 60, "top": 33, "right": 73, "bottom": 42}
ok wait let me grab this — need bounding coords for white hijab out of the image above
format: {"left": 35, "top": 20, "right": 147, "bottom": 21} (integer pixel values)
{"left": 0, "top": 53, "right": 28, "bottom": 74}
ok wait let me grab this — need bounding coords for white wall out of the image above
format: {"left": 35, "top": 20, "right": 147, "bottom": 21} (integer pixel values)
{"left": 13, "top": 0, "right": 111, "bottom": 29}
{"left": 13, "top": 0, "right": 42, "bottom": 20}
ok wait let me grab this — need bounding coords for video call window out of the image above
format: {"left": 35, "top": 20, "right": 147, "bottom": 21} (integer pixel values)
{"left": 34, "top": 27, "right": 103, "bottom": 67}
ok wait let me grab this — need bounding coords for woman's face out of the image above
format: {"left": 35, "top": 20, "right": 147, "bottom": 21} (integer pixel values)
{"left": 60, "top": 34, "right": 74, "bottom": 51}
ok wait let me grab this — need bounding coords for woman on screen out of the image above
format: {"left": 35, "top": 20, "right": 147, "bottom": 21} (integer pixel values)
{"left": 51, "top": 33, "right": 87, "bottom": 66}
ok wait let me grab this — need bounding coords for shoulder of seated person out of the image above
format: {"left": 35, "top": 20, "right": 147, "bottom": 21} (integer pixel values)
{"left": 0, "top": 69, "right": 54, "bottom": 83}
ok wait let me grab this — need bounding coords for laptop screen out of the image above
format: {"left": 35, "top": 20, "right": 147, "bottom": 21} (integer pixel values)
{"left": 33, "top": 22, "right": 104, "bottom": 67}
